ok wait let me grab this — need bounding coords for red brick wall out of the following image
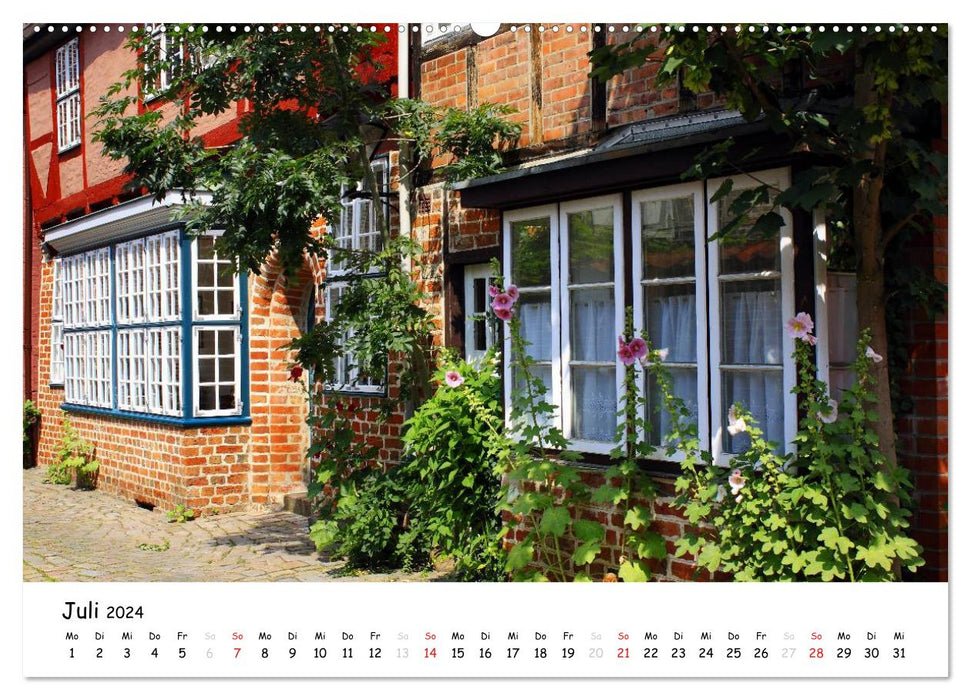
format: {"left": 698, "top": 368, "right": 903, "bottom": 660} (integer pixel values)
{"left": 541, "top": 29, "right": 593, "bottom": 141}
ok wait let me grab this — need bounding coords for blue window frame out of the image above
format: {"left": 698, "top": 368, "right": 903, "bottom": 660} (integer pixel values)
{"left": 58, "top": 228, "right": 250, "bottom": 427}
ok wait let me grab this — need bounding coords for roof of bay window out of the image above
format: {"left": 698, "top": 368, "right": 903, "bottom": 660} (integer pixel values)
{"left": 43, "top": 191, "right": 211, "bottom": 255}
{"left": 453, "top": 108, "right": 785, "bottom": 210}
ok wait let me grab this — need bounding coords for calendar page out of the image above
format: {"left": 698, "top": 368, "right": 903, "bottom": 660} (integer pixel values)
{"left": 18, "top": 4, "right": 956, "bottom": 693}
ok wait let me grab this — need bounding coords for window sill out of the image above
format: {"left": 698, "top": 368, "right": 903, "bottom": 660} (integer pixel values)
{"left": 56, "top": 142, "right": 81, "bottom": 156}
{"left": 61, "top": 403, "right": 252, "bottom": 428}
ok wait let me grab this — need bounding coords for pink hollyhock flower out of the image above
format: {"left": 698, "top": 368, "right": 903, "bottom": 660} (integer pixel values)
{"left": 785, "top": 312, "right": 815, "bottom": 341}
{"left": 492, "top": 292, "right": 514, "bottom": 311}
{"left": 728, "top": 468, "right": 746, "bottom": 495}
{"left": 506, "top": 285, "right": 520, "bottom": 302}
{"left": 727, "top": 404, "right": 748, "bottom": 436}
{"left": 866, "top": 346, "right": 883, "bottom": 363}
{"left": 488, "top": 284, "right": 500, "bottom": 298}
{"left": 494, "top": 307, "right": 514, "bottom": 321}
{"left": 617, "top": 344, "right": 636, "bottom": 365}
{"left": 444, "top": 370, "right": 464, "bottom": 388}
{"left": 618, "top": 335, "right": 627, "bottom": 350}
{"left": 817, "top": 398, "right": 839, "bottom": 424}
{"left": 628, "top": 337, "right": 648, "bottom": 360}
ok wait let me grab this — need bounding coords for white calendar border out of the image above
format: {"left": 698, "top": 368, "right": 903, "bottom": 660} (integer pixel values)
{"left": 6, "top": 0, "right": 963, "bottom": 695}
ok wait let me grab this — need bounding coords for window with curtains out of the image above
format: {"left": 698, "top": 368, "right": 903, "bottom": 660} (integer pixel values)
{"left": 503, "top": 169, "right": 798, "bottom": 462}
{"left": 55, "top": 229, "right": 246, "bottom": 422}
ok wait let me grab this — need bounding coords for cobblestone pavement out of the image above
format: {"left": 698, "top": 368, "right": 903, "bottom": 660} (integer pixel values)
{"left": 23, "top": 467, "right": 442, "bottom": 583}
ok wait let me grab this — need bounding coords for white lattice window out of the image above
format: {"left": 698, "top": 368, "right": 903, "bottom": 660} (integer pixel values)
{"left": 67, "top": 330, "right": 112, "bottom": 408}
{"left": 193, "top": 327, "right": 240, "bottom": 416}
{"left": 63, "top": 332, "right": 84, "bottom": 404}
{"left": 328, "top": 160, "right": 388, "bottom": 276}
{"left": 55, "top": 38, "right": 81, "bottom": 151}
{"left": 145, "top": 231, "right": 181, "bottom": 321}
{"left": 116, "top": 240, "right": 145, "bottom": 324}
{"left": 145, "top": 26, "right": 184, "bottom": 99}
{"left": 117, "top": 329, "right": 147, "bottom": 412}
{"left": 85, "top": 249, "right": 112, "bottom": 326}
{"left": 193, "top": 234, "right": 238, "bottom": 320}
{"left": 322, "top": 282, "right": 385, "bottom": 394}
{"left": 148, "top": 327, "right": 183, "bottom": 415}
{"left": 50, "top": 260, "right": 65, "bottom": 385}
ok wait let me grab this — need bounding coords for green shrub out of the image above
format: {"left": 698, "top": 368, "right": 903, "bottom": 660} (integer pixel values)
{"left": 400, "top": 354, "right": 506, "bottom": 580}
{"left": 47, "top": 417, "right": 99, "bottom": 488}
{"left": 23, "top": 400, "right": 41, "bottom": 467}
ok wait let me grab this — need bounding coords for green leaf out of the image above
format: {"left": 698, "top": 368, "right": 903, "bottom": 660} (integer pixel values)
{"left": 538, "top": 506, "right": 571, "bottom": 537}
{"left": 505, "top": 542, "right": 535, "bottom": 571}
{"left": 572, "top": 519, "right": 605, "bottom": 543}
{"left": 635, "top": 532, "right": 668, "bottom": 561}
{"left": 624, "top": 505, "right": 653, "bottom": 531}
{"left": 618, "top": 559, "right": 650, "bottom": 582}
{"left": 572, "top": 541, "right": 602, "bottom": 566}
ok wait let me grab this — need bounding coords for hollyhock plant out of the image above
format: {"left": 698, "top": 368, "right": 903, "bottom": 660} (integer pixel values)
{"left": 492, "top": 292, "right": 514, "bottom": 311}
{"left": 488, "top": 284, "right": 500, "bottom": 298}
{"left": 289, "top": 365, "right": 304, "bottom": 382}
{"left": 628, "top": 337, "right": 648, "bottom": 360}
{"left": 617, "top": 343, "right": 636, "bottom": 365}
{"left": 728, "top": 469, "right": 746, "bottom": 495}
{"left": 444, "top": 370, "right": 465, "bottom": 388}
{"left": 866, "top": 346, "right": 883, "bottom": 363}
{"left": 494, "top": 306, "right": 514, "bottom": 321}
{"left": 727, "top": 403, "right": 747, "bottom": 436}
{"left": 785, "top": 312, "right": 815, "bottom": 342}
{"left": 506, "top": 285, "right": 519, "bottom": 302}
{"left": 817, "top": 398, "right": 839, "bottom": 424}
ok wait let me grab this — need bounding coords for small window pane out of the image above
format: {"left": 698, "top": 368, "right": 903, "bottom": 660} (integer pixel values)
{"left": 198, "top": 386, "right": 216, "bottom": 411}
{"left": 218, "top": 329, "right": 234, "bottom": 354}
{"left": 218, "top": 385, "right": 236, "bottom": 410}
{"left": 198, "top": 330, "right": 216, "bottom": 355}
{"left": 570, "top": 287, "right": 614, "bottom": 362}
{"left": 645, "top": 284, "right": 696, "bottom": 364}
{"left": 218, "top": 358, "right": 235, "bottom": 379}
{"left": 722, "top": 370, "right": 785, "bottom": 454}
{"left": 571, "top": 366, "right": 616, "bottom": 441}
{"left": 198, "top": 292, "right": 215, "bottom": 316}
{"left": 720, "top": 279, "right": 782, "bottom": 366}
{"left": 197, "top": 235, "right": 215, "bottom": 257}
{"left": 717, "top": 190, "right": 780, "bottom": 275}
{"left": 510, "top": 218, "right": 551, "bottom": 287}
{"left": 641, "top": 197, "right": 695, "bottom": 279}
{"left": 647, "top": 368, "right": 697, "bottom": 446}
{"left": 198, "top": 357, "right": 216, "bottom": 383}
{"left": 216, "top": 290, "right": 235, "bottom": 316}
{"left": 568, "top": 207, "right": 614, "bottom": 284}
{"left": 517, "top": 291, "right": 552, "bottom": 362}
{"left": 198, "top": 263, "right": 214, "bottom": 287}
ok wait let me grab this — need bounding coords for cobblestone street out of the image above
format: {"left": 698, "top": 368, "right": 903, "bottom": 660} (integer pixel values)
{"left": 22, "top": 467, "right": 440, "bottom": 583}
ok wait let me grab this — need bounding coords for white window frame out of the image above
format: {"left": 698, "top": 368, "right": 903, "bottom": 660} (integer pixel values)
{"left": 631, "top": 181, "right": 710, "bottom": 461}
{"left": 322, "top": 281, "right": 386, "bottom": 395}
{"left": 50, "top": 259, "right": 65, "bottom": 385}
{"left": 463, "top": 262, "right": 497, "bottom": 364}
{"left": 148, "top": 327, "right": 184, "bottom": 416}
{"left": 54, "top": 38, "right": 81, "bottom": 152}
{"left": 144, "top": 25, "right": 182, "bottom": 101}
{"left": 502, "top": 204, "right": 562, "bottom": 436}
{"left": 117, "top": 328, "right": 148, "bottom": 412}
{"left": 707, "top": 167, "right": 797, "bottom": 465}
{"left": 192, "top": 231, "right": 240, "bottom": 322}
{"left": 192, "top": 326, "right": 242, "bottom": 417}
{"left": 327, "top": 160, "right": 389, "bottom": 278}
{"left": 558, "top": 195, "right": 626, "bottom": 454}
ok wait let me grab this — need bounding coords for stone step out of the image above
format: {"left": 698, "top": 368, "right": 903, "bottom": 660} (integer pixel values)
{"left": 282, "top": 491, "right": 312, "bottom": 518}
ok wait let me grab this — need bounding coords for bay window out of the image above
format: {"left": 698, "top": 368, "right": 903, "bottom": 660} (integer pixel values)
{"left": 50, "top": 259, "right": 64, "bottom": 385}
{"left": 503, "top": 168, "right": 799, "bottom": 462}
{"left": 55, "top": 229, "right": 247, "bottom": 423}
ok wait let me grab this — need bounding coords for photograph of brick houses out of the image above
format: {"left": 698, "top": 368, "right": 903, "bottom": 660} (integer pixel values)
{"left": 23, "top": 23, "right": 947, "bottom": 583}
